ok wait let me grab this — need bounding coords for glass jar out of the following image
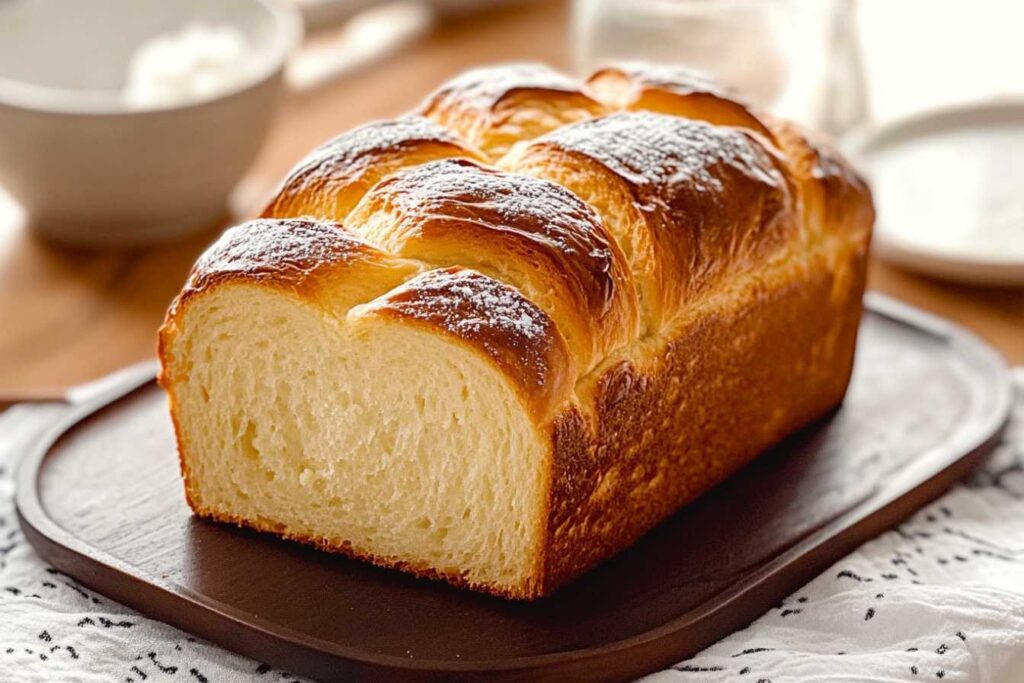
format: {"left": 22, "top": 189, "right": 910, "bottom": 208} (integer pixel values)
{"left": 571, "top": 0, "right": 866, "bottom": 135}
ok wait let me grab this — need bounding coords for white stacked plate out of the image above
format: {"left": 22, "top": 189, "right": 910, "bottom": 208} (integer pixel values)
{"left": 845, "top": 101, "right": 1024, "bottom": 287}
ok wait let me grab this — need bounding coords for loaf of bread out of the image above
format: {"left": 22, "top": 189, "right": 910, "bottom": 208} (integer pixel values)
{"left": 158, "top": 63, "right": 873, "bottom": 600}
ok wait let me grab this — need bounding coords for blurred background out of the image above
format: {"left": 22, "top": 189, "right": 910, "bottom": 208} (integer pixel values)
{"left": 0, "top": 0, "right": 1021, "bottom": 401}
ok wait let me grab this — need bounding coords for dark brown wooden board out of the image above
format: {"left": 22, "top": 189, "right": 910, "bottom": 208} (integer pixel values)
{"left": 15, "top": 294, "right": 1012, "bottom": 682}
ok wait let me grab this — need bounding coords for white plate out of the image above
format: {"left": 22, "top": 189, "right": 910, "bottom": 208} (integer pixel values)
{"left": 844, "top": 101, "right": 1024, "bottom": 287}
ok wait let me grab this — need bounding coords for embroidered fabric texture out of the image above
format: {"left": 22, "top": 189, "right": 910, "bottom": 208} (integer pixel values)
{"left": 1, "top": 370, "right": 1022, "bottom": 682}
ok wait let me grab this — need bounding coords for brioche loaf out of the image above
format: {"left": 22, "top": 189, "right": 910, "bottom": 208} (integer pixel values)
{"left": 158, "top": 63, "right": 873, "bottom": 600}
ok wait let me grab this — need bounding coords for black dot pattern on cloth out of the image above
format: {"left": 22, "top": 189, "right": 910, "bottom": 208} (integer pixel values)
{"left": 0, "top": 405, "right": 311, "bottom": 683}
{"left": 644, "top": 369, "right": 1024, "bottom": 682}
{"left": 2, "top": 376, "right": 1024, "bottom": 681}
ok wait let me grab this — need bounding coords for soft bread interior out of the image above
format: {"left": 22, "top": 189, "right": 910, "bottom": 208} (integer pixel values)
{"left": 165, "top": 283, "right": 547, "bottom": 593}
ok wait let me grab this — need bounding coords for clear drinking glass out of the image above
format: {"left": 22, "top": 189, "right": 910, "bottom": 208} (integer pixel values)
{"left": 571, "top": 0, "right": 865, "bottom": 136}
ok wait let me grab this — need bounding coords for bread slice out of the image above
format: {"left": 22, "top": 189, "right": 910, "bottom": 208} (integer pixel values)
{"left": 159, "top": 64, "right": 873, "bottom": 599}
{"left": 160, "top": 219, "right": 579, "bottom": 596}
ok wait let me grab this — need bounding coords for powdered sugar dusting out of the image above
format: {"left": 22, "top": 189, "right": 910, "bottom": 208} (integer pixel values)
{"left": 373, "top": 158, "right": 619, "bottom": 312}
{"left": 281, "top": 116, "right": 471, "bottom": 186}
{"left": 537, "top": 111, "right": 782, "bottom": 197}
{"left": 189, "top": 218, "right": 373, "bottom": 288}
{"left": 441, "top": 280, "right": 545, "bottom": 340}
{"left": 377, "top": 268, "right": 564, "bottom": 388}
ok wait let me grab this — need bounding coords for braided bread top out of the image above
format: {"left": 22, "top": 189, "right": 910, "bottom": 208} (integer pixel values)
{"left": 188, "top": 63, "right": 871, "bottom": 423}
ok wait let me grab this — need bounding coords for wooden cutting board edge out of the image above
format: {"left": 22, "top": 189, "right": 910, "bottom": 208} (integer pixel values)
{"left": 13, "top": 293, "right": 1014, "bottom": 682}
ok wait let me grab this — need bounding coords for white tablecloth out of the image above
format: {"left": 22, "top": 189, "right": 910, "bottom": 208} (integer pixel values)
{"left": 2, "top": 370, "right": 1022, "bottom": 682}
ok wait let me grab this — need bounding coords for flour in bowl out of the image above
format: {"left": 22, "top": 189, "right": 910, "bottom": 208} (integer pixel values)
{"left": 123, "top": 23, "right": 254, "bottom": 108}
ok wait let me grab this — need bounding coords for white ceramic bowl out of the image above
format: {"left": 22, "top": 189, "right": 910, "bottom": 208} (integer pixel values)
{"left": 0, "top": 0, "right": 302, "bottom": 245}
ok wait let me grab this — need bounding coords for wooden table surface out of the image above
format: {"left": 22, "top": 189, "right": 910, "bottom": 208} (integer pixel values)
{"left": 1, "top": 0, "right": 1021, "bottom": 399}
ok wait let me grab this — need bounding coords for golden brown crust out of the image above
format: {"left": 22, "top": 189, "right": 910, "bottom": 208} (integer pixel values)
{"left": 160, "top": 218, "right": 420, "bottom": 328}
{"left": 348, "top": 158, "right": 640, "bottom": 372}
{"left": 587, "top": 63, "right": 777, "bottom": 141}
{"left": 417, "top": 63, "right": 608, "bottom": 158}
{"left": 540, "top": 249, "right": 867, "bottom": 594}
{"left": 262, "top": 117, "right": 484, "bottom": 222}
{"left": 766, "top": 117, "right": 875, "bottom": 244}
{"left": 176, "top": 218, "right": 383, "bottom": 293}
{"left": 506, "top": 111, "right": 797, "bottom": 330}
{"left": 591, "top": 63, "right": 874, "bottom": 248}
